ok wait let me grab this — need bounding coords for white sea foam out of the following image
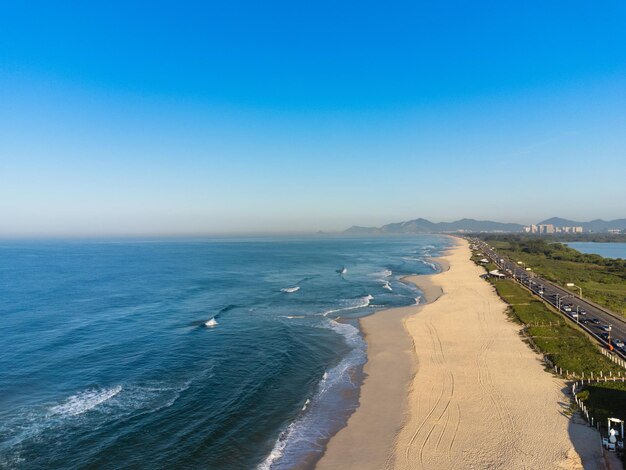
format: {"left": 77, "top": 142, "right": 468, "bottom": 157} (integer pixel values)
{"left": 370, "top": 269, "right": 392, "bottom": 278}
{"left": 414, "top": 296, "right": 422, "bottom": 305}
{"left": 49, "top": 386, "right": 122, "bottom": 417}
{"left": 422, "top": 260, "right": 437, "bottom": 271}
{"left": 280, "top": 286, "right": 300, "bottom": 293}
{"left": 404, "top": 257, "right": 438, "bottom": 272}
{"left": 381, "top": 280, "right": 393, "bottom": 291}
{"left": 1, "top": 376, "right": 200, "bottom": 461}
{"left": 205, "top": 318, "right": 218, "bottom": 327}
{"left": 322, "top": 295, "right": 373, "bottom": 317}
{"left": 285, "top": 315, "right": 305, "bottom": 319}
{"left": 258, "top": 320, "right": 366, "bottom": 470}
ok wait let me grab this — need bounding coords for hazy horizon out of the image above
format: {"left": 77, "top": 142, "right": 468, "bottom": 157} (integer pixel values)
{"left": 2, "top": 2, "right": 626, "bottom": 236}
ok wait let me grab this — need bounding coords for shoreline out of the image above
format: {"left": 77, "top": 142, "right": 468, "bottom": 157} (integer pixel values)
{"left": 316, "top": 242, "right": 455, "bottom": 470}
{"left": 317, "top": 237, "right": 604, "bottom": 469}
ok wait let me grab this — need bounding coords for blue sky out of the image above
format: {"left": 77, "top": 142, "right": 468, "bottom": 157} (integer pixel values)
{"left": 1, "top": 1, "right": 626, "bottom": 235}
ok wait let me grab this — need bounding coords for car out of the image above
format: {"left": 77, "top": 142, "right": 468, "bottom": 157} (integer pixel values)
{"left": 563, "top": 306, "right": 572, "bottom": 312}
{"left": 614, "top": 339, "right": 625, "bottom": 348}
{"left": 538, "top": 290, "right": 544, "bottom": 295}
{"left": 600, "top": 332, "right": 609, "bottom": 340}
{"left": 578, "top": 310, "right": 587, "bottom": 315}
{"left": 590, "top": 318, "right": 601, "bottom": 325}
{"left": 601, "top": 325, "right": 611, "bottom": 332}
{"left": 579, "top": 318, "right": 590, "bottom": 324}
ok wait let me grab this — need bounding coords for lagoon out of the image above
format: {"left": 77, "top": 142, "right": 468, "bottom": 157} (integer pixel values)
{"left": 566, "top": 242, "right": 626, "bottom": 260}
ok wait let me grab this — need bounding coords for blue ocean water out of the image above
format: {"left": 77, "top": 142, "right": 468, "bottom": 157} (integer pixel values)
{"left": 566, "top": 242, "right": 626, "bottom": 260}
{"left": 0, "top": 235, "right": 451, "bottom": 469}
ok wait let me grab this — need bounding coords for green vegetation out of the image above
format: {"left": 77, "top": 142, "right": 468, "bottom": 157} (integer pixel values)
{"left": 469, "top": 250, "right": 497, "bottom": 272}
{"left": 554, "top": 233, "right": 626, "bottom": 243}
{"left": 470, "top": 244, "right": 626, "bottom": 454}
{"left": 487, "top": 278, "right": 620, "bottom": 375}
{"left": 576, "top": 382, "right": 626, "bottom": 426}
{"left": 478, "top": 235, "right": 626, "bottom": 315}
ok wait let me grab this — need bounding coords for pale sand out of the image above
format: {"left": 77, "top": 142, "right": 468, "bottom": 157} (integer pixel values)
{"left": 317, "top": 238, "right": 605, "bottom": 470}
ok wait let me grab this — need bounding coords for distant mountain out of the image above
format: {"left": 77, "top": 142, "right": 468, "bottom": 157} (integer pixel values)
{"left": 538, "top": 217, "right": 582, "bottom": 227}
{"left": 538, "top": 217, "right": 626, "bottom": 232}
{"left": 344, "top": 216, "right": 626, "bottom": 236}
{"left": 344, "top": 218, "right": 524, "bottom": 235}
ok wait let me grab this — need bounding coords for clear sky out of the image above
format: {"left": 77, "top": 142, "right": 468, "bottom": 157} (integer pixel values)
{"left": 1, "top": 1, "right": 626, "bottom": 236}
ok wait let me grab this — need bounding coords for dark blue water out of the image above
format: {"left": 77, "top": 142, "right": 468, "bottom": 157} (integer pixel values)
{"left": 566, "top": 242, "right": 626, "bottom": 260}
{"left": 0, "top": 235, "right": 451, "bottom": 469}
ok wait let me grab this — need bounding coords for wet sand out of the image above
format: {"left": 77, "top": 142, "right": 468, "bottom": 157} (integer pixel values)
{"left": 317, "top": 238, "right": 604, "bottom": 470}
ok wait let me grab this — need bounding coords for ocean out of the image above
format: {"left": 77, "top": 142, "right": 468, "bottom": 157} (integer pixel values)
{"left": 566, "top": 242, "right": 626, "bottom": 260}
{"left": 0, "top": 235, "right": 451, "bottom": 469}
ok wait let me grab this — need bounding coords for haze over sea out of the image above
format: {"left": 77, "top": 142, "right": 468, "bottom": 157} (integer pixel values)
{"left": 0, "top": 235, "right": 451, "bottom": 469}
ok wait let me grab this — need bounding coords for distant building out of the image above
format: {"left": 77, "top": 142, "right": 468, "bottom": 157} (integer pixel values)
{"left": 526, "top": 224, "right": 584, "bottom": 234}
{"left": 608, "top": 229, "right": 622, "bottom": 234}
{"left": 538, "top": 224, "right": 555, "bottom": 234}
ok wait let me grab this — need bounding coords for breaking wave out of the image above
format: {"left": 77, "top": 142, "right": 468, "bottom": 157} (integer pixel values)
{"left": 322, "top": 295, "right": 373, "bottom": 317}
{"left": 49, "top": 386, "right": 122, "bottom": 417}
{"left": 257, "top": 320, "right": 366, "bottom": 469}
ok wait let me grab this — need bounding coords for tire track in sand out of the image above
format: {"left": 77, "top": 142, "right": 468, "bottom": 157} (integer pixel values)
{"left": 403, "top": 316, "right": 457, "bottom": 468}
{"left": 474, "top": 293, "right": 530, "bottom": 468}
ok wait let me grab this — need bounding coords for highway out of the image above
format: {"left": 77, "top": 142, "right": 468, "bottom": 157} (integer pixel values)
{"left": 470, "top": 238, "right": 626, "bottom": 360}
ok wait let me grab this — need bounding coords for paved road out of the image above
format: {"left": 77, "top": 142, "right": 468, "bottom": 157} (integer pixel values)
{"left": 470, "top": 238, "right": 626, "bottom": 360}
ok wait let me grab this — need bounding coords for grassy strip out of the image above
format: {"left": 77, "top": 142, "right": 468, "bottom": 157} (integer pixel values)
{"left": 576, "top": 382, "right": 626, "bottom": 426}
{"left": 470, "top": 249, "right": 626, "bottom": 455}
{"left": 487, "top": 278, "right": 621, "bottom": 376}
{"left": 480, "top": 235, "right": 626, "bottom": 315}
{"left": 469, "top": 250, "right": 498, "bottom": 273}
{"left": 576, "top": 382, "right": 626, "bottom": 464}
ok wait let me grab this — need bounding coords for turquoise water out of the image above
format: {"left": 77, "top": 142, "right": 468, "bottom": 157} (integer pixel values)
{"left": 566, "top": 242, "right": 626, "bottom": 260}
{"left": 0, "top": 235, "right": 451, "bottom": 469}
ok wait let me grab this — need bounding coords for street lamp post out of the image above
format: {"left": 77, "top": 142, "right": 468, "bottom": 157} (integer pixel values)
{"left": 566, "top": 282, "right": 583, "bottom": 298}
{"left": 525, "top": 267, "right": 533, "bottom": 284}
{"left": 517, "top": 261, "right": 525, "bottom": 280}
{"left": 557, "top": 294, "right": 573, "bottom": 312}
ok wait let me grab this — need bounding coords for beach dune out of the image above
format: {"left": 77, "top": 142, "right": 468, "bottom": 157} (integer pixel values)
{"left": 318, "top": 238, "right": 604, "bottom": 470}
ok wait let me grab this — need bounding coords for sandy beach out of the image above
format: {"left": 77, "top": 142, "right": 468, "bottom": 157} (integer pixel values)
{"left": 318, "top": 237, "right": 605, "bottom": 470}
